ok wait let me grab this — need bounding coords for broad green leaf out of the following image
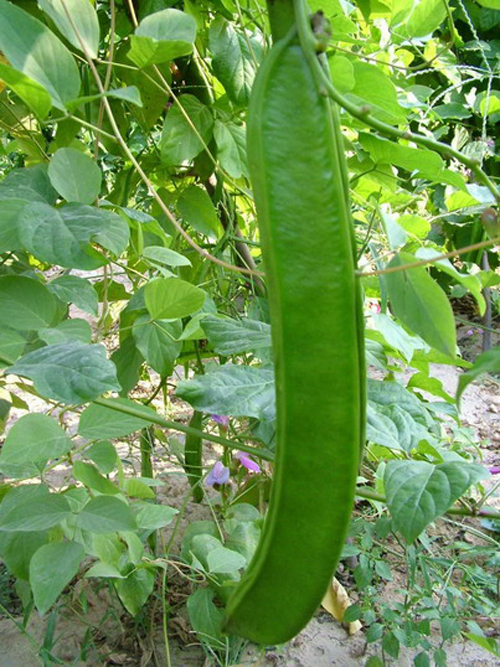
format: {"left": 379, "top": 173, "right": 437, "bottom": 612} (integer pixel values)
{"left": 38, "top": 318, "right": 92, "bottom": 345}
{"left": 0, "top": 199, "right": 26, "bottom": 253}
{"left": 17, "top": 201, "right": 105, "bottom": 269}
{"left": 176, "top": 185, "right": 220, "bottom": 239}
{"left": 349, "top": 62, "right": 406, "bottom": 124}
{"left": 0, "top": 493, "right": 71, "bottom": 531}
{"left": 368, "top": 378, "right": 435, "bottom": 429}
{"left": 60, "top": 204, "right": 130, "bottom": 256}
{"left": 143, "top": 245, "right": 192, "bottom": 267}
{"left": 78, "top": 399, "right": 157, "bottom": 439}
{"left": 114, "top": 567, "right": 155, "bottom": 615}
{"left": 360, "top": 134, "right": 465, "bottom": 190}
{"left": 9, "top": 342, "right": 120, "bottom": 404}
{"left": 187, "top": 588, "right": 224, "bottom": 648}
{"left": 39, "top": 0, "right": 100, "bottom": 58}
{"left": 395, "top": 0, "right": 448, "bottom": 38}
{"left": 0, "top": 0, "right": 80, "bottom": 108}
{"left": 66, "top": 85, "right": 143, "bottom": 111}
{"left": 48, "top": 276, "right": 99, "bottom": 316}
{"left": 48, "top": 148, "right": 102, "bottom": 204}
{"left": 209, "top": 17, "right": 262, "bottom": 105}
{"left": 328, "top": 54, "right": 355, "bottom": 92}
{"left": 0, "top": 531, "right": 48, "bottom": 580}
{"left": 213, "top": 121, "right": 248, "bottom": 179}
{"left": 396, "top": 214, "right": 430, "bottom": 239}
{"left": 415, "top": 248, "right": 486, "bottom": 315}
{"left": 385, "top": 460, "right": 489, "bottom": 543}
{"left": 226, "top": 522, "right": 261, "bottom": 563}
{"left": 145, "top": 278, "right": 205, "bottom": 319}
{"left": 122, "top": 479, "right": 155, "bottom": 499}
{"left": 372, "top": 313, "right": 427, "bottom": 362}
{"left": 30, "top": 541, "right": 84, "bottom": 614}
{"left": 0, "top": 63, "right": 51, "bottom": 118}
{"left": 132, "top": 502, "right": 178, "bottom": 530}
{"left": 84, "top": 441, "right": 118, "bottom": 474}
{"left": 385, "top": 252, "right": 457, "bottom": 358}
{"left": 73, "top": 461, "right": 118, "bottom": 495}
{"left": 160, "top": 94, "right": 213, "bottom": 166}
{"left": 202, "top": 316, "right": 272, "bottom": 355}
{"left": 128, "top": 9, "right": 196, "bottom": 68}
{"left": 75, "top": 496, "right": 136, "bottom": 533}
{"left": 177, "top": 365, "right": 275, "bottom": 421}
{"left": 457, "top": 348, "right": 500, "bottom": 404}
{"left": 207, "top": 546, "right": 246, "bottom": 574}
{"left": 0, "top": 327, "right": 26, "bottom": 365}
{"left": 0, "top": 414, "right": 72, "bottom": 465}
{"left": 111, "top": 337, "right": 144, "bottom": 396}
{"left": 0, "top": 276, "right": 57, "bottom": 331}
{"left": 0, "top": 164, "right": 58, "bottom": 204}
{"left": 366, "top": 403, "right": 403, "bottom": 451}
{"left": 132, "top": 314, "right": 182, "bottom": 377}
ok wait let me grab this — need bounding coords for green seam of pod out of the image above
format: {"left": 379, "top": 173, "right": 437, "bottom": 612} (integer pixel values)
{"left": 222, "top": 24, "right": 364, "bottom": 644}
{"left": 184, "top": 410, "right": 203, "bottom": 503}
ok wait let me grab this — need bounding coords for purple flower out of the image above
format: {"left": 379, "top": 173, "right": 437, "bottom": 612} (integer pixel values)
{"left": 205, "top": 461, "right": 230, "bottom": 487}
{"left": 489, "top": 466, "right": 500, "bottom": 475}
{"left": 465, "top": 329, "right": 475, "bottom": 337}
{"left": 211, "top": 414, "right": 229, "bottom": 429}
{"left": 235, "top": 451, "right": 261, "bottom": 474}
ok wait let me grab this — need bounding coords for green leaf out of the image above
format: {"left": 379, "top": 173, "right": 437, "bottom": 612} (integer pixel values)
{"left": 202, "top": 316, "right": 271, "bottom": 355}
{"left": 187, "top": 588, "right": 224, "bottom": 648}
{"left": 176, "top": 185, "right": 220, "bottom": 238}
{"left": 142, "top": 245, "right": 192, "bottom": 267}
{"left": 0, "top": 414, "right": 72, "bottom": 465}
{"left": 0, "top": 327, "right": 26, "bottom": 365}
{"left": 372, "top": 313, "right": 427, "bottom": 362}
{"left": 48, "top": 148, "right": 102, "bottom": 204}
{"left": 385, "top": 252, "right": 457, "bottom": 358}
{"left": 0, "top": 0, "right": 80, "bottom": 108}
{"left": 73, "top": 461, "right": 118, "bottom": 495}
{"left": 0, "top": 531, "right": 48, "bottom": 580}
{"left": 76, "top": 496, "right": 136, "bottom": 533}
{"left": 39, "top": 318, "right": 92, "bottom": 345}
{"left": 415, "top": 248, "right": 486, "bottom": 315}
{"left": 160, "top": 94, "right": 213, "bottom": 166}
{"left": 114, "top": 567, "right": 155, "bottom": 615}
{"left": 349, "top": 62, "right": 406, "bottom": 124}
{"left": 177, "top": 365, "right": 275, "bottom": 421}
{"left": 0, "top": 63, "right": 52, "bottom": 119}
{"left": 66, "top": 85, "right": 144, "bottom": 111}
{"left": 0, "top": 493, "right": 71, "bottom": 531}
{"left": 0, "top": 199, "right": 25, "bottom": 253}
{"left": 17, "top": 201, "right": 104, "bottom": 269}
{"left": 0, "top": 276, "right": 57, "bottom": 331}
{"left": 128, "top": 8, "right": 196, "bottom": 68}
{"left": 30, "top": 541, "right": 84, "bottom": 614}
{"left": 360, "top": 134, "right": 465, "bottom": 189}
{"left": 394, "top": 0, "right": 447, "bottom": 38}
{"left": 0, "top": 164, "right": 58, "bottom": 205}
{"left": 465, "top": 634, "right": 499, "bottom": 657}
{"left": 84, "top": 441, "right": 118, "bottom": 474}
{"left": 39, "top": 0, "right": 100, "bottom": 58}
{"left": 385, "top": 460, "right": 489, "bottom": 543}
{"left": 213, "top": 121, "right": 248, "bottom": 179}
{"left": 132, "top": 502, "right": 178, "bottom": 530}
{"left": 48, "top": 275, "right": 99, "bottom": 316}
{"left": 78, "top": 399, "right": 157, "bottom": 439}
{"left": 207, "top": 547, "right": 246, "bottom": 574}
{"left": 457, "top": 348, "right": 500, "bottom": 404}
{"left": 9, "top": 342, "right": 120, "bottom": 404}
{"left": 132, "top": 314, "right": 182, "bottom": 377}
{"left": 209, "top": 17, "right": 262, "bottom": 106}
{"left": 145, "top": 278, "right": 205, "bottom": 319}
{"left": 328, "top": 55, "right": 355, "bottom": 93}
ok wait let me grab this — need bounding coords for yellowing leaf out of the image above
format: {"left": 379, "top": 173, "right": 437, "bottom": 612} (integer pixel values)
{"left": 321, "top": 577, "right": 362, "bottom": 635}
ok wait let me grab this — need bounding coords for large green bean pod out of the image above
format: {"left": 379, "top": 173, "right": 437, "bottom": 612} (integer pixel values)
{"left": 223, "top": 29, "right": 364, "bottom": 644}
